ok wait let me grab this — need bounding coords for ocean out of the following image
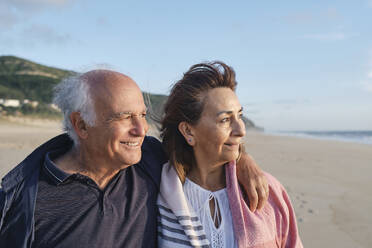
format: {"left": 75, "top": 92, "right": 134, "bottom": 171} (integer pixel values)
{"left": 267, "top": 130, "right": 372, "bottom": 145}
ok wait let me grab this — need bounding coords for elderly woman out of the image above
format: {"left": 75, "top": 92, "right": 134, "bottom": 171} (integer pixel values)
{"left": 157, "top": 62, "right": 303, "bottom": 248}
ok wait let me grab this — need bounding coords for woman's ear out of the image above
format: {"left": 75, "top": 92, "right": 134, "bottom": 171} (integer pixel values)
{"left": 70, "top": 112, "right": 89, "bottom": 140}
{"left": 178, "top": 122, "right": 195, "bottom": 146}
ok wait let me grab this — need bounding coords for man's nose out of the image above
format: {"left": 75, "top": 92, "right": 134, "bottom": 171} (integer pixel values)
{"left": 130, "top": 117, "right": 148, "bottom": 136}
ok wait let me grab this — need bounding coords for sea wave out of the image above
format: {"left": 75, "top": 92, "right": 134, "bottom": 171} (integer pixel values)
{"left": 266, "top": 130, "right": 372, "bottom": 145}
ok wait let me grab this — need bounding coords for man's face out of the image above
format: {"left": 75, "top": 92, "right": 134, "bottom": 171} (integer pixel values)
{"left": 85, "top": 78, "right": 148, "bottom": 169}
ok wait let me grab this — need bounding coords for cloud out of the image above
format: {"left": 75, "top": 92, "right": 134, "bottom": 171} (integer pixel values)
{"left": 323, "top": 8, "right": 341, "bottom": 20}
{"left": 21, "top": 24, "right": 72, "bottom": 45}
{"left": 301, "top": 32, "right": 357, "bottom": 41}
{"left": 96, "top": 17, "right": 111, "bottom": 28}
{"left": 0, "top": 0, "right": 75, "bottom": 31}
{"left": 3, "top": 0, "right": 72, "bottom": 11}
{"left": 288, "top": 8, "right": 352, "bottom": 42}
{"left": 0, "top": 8, "right": 19, "bottom": 29}
{"left": 282, "top": 12, "right": 315, "bottom": 24}
{"left": 282, "top": 8, "right": 342, "bottom": 25}
{"left": 368, "top": 71, "right": 372, "bottom": 79}
{"left": 362, "top": 81, "right": 372, "bottom": 92}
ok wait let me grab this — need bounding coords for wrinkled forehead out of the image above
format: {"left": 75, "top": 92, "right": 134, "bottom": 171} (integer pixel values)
{"left": 203, "top": 87, "right": 241, "bottom": 112}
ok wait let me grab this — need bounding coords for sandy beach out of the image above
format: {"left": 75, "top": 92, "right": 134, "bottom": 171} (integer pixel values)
{"left": 0, "top": 119, "right": 371, "bottom": 248}
{"left": 244, "top": 132, "right": 372, "bottom": 248}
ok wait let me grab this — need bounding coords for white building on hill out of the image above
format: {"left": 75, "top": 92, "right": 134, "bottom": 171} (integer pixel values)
{"left": 0, "top": 99, "right": 21, "bottom": 107}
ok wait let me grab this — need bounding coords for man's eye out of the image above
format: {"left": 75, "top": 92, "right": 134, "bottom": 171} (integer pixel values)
{"left": 121, "top": 115, "right": 131, "bottom": 119}
{"left": 221, "top": 117, "right": 230, "bottom": 123}
{"left": 141, "top": 113, "right": 147, "bottom": 118}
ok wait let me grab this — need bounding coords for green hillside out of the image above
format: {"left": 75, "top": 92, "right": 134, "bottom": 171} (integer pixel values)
{"left": 0, "top": 56, "right": 74, "bottom": 103}
{"left": 0, "top": 55, "right": 259, "bottom": 129}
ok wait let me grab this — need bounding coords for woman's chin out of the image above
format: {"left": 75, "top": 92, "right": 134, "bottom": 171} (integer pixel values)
{"left": 218, "top": 153, "right": 240, "bottom": 164}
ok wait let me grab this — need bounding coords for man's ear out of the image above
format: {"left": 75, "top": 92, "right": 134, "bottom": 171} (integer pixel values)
{"left": 178, "top": 122, "right": 195, "bottom": 146}
{"left": 70, "top": 112, "right": 89, "bottom": 139}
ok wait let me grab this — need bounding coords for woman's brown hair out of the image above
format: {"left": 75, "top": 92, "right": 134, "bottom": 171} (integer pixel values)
{"left": 160, "top": 61, "right": 238, "bottom": 183}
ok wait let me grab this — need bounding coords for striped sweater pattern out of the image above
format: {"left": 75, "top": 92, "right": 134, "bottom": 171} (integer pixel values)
{"left": 157, "top": 162, "right": 210, "bottom": 247}
{"left": 157, "top": 161, "right": 303, "bottom": 248}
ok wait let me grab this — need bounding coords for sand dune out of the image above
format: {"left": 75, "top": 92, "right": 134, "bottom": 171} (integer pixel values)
{"left": 0, "top": 120, "right": 371, "bottom": 247}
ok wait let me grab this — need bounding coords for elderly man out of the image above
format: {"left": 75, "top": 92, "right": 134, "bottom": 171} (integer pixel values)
{"left": 0, "top": 70, "right": 268, "bottom": 247}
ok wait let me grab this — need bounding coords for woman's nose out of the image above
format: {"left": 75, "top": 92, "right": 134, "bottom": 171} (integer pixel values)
{"left": 233, "top": 118, "right": 246, "bottom": 137}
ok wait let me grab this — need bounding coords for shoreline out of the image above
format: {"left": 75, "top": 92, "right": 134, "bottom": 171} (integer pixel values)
{"left": 0, "top": 122, "right": 371, "bottom": 248}
{"left": 2, "top": 116, "right": 370, "bottom": 146}
{"left": 243, "top": 132, "right": 371, "bottom": 248}
{"left": 263, "top": 130, "right": 372, "bottom": 146}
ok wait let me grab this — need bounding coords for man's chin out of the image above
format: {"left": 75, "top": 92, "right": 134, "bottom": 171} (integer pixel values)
{"left": 120, "top": 154, "right": 142, "bottom": 167}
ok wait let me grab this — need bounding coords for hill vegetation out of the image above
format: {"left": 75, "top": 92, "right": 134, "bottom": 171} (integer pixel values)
{"left": 0, "top": 55, "right": 260, "bottom": 129}
{"left": 0, "top": 56, "right": 73, "bottom": 103}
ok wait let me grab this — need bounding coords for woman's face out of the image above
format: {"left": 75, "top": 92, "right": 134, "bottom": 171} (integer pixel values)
{"left": 190, "top": 87, "right": 246, "bottom": 166}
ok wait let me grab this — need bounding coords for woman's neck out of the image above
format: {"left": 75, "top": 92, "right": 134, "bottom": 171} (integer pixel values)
{"left": 187, "top": 161, "right": 226, "bottom": 191}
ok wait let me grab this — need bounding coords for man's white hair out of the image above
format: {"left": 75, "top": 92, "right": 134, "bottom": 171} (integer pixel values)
{"left": 53, "top": 74, "right": 96, "bottom": 146}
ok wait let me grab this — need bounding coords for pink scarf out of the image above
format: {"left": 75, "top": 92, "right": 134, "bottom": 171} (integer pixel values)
{"left": 225, "top": 161, "right": 303, "bottom": 248}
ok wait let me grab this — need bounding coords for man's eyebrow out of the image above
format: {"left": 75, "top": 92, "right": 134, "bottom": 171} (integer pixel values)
{"left": 106, "top": 109, "right": 147, "bottom": 122}
{"left": 216, "top": 107, "right": 243, "bottom": 116}
{"left": 113, "top": 111, "right": 132, "bottom": 118}
{"left": 105, "top": 112, "right": 130, "bottom": 122}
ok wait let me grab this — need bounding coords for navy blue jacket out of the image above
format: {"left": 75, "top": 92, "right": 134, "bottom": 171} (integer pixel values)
{"left": 0, "top": 134, "right": 166, "bottom": 248}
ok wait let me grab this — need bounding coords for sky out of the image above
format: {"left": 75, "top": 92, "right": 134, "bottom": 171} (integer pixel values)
{"left": 1, "top": 0, "right": 371, "bottom": 131}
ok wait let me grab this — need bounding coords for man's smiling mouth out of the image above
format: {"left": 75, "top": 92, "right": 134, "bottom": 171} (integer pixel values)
{"left": 120, "top": 141, "right": 140, "bottom": 147}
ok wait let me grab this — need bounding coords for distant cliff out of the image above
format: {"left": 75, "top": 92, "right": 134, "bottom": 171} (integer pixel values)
{"left": 143, "top": 92, "right": 261, "bottom": 130}
{"left": 0, "top": 55, "right": 261, "bottom": 129}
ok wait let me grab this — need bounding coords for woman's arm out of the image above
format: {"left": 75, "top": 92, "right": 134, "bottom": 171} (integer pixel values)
{"left": 236, "top": 152, "right": 269, "bottom": 211}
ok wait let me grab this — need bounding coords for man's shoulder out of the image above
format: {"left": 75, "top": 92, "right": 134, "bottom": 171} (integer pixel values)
{"left": 141, "top": 135, "right": 167, "bottom": 164}
{"left": 1, "top": 134, "right": 73, "bottom": 192}
{"left": 136, "top": 136, "right": 167, "bottom": 189}
{"left": 142, "top": 135, "right": 161, "bottom": 149}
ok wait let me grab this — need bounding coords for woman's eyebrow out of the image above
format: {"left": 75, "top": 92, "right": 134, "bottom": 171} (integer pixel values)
{"left": 216, "top": 107, "right": 243, "bottom": 116}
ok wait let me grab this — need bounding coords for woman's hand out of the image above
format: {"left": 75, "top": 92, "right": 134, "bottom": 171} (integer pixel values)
{"left": 236, "top": 153, "right": 269, "bottom": 212}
